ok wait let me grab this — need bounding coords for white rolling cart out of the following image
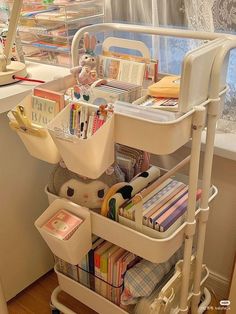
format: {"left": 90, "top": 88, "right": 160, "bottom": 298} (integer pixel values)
{"left": 33, "top": 24, "right": 235, "bottom": 314}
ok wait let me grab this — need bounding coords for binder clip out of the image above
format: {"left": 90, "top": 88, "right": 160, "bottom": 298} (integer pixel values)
{"left": 9, "top": 105, "right": 47, "bottom": 138}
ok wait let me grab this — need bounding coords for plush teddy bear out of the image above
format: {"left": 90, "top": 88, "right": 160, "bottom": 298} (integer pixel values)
{"left": 48, "top": 163, "right": 125, "bottom": 210}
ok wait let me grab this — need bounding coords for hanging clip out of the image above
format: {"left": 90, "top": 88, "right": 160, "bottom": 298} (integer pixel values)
{"left": 9, "top": 106, "right": 47, "bottom": 138}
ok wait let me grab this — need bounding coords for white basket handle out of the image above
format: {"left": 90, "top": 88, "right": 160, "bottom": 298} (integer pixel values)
{"left": 71, "top": 23, "right": 227, "bottom": 67}
{"left": 102, "top": 37, "right": 150, "bottom": 59}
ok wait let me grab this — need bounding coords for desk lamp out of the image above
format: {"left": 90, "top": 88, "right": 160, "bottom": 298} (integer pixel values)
{"left": 0, "top": 0, "right": 27, "bottom": 85}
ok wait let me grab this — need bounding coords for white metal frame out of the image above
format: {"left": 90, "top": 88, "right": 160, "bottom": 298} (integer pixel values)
{"left": 46, "top": 23, "right": 236, "bottom": 314}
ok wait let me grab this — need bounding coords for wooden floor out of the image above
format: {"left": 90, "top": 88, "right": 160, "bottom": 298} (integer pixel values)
{"left": 7, "top": 271, "right": 221, "bottom": 314}
{"left": 7, "top": 271, "right": 96, "bottom": 314}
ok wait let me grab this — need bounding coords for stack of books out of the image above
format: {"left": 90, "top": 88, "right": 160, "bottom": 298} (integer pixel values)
{"left": 90, "top": 80, "right": 142, "bottom": 105}
{"left": 56, "top": 238, "right": 140, "bottom": 305}
{"left": 119, "top": 178, "right": 202, "bottom": 232}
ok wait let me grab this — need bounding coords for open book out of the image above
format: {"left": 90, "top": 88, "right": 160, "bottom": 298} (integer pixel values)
{"left": 98, "top": 55, "right": 146, "bottom": 86}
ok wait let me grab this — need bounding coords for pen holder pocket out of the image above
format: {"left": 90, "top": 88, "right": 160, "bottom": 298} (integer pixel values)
{"left": 48, "top": 103, "right": 115, "bottom": 179}
{"left": 7, "top": 94, "right": 61, "bottom": 164}
{"left": 35, "top": 199, "right": 92, "bottom": 265}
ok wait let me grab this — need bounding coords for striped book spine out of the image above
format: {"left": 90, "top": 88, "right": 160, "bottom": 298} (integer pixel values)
{"left": 143, "top": 182, "right": 186, "bottom": 226}
{"left": 159, "top": 189, "right": 202, "bottom": 232}
{"left": 149, "top": 186, "right": 188, "bottom": 228}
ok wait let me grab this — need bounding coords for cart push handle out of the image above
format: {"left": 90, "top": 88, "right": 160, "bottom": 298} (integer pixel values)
{"left": 71, "top": 22, "right": 234, "bottom": 67}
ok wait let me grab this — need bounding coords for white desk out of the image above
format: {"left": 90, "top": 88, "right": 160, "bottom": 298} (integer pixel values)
{"left": 0, "top": 61, "right": 69, "bottom": 113}
{"left": 0, "top": 62, "right": 69, "bottom": 302}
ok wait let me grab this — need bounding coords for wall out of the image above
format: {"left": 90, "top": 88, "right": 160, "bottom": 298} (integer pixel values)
{"left": 152, "top": 147, "right": 236, "bottom": 297}
{"left": 0, "top": 113, "right": 54, "bottom": 301}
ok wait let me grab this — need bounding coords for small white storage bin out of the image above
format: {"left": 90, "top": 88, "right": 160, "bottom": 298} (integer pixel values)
{"left": 48, "top": 102, "right": 115, "bottom": 179}
{"left": 35, "top": 198, "right": 92, "bottom": 265}
{"left": 7, "top": 94, "right": 61, "bottom": 164}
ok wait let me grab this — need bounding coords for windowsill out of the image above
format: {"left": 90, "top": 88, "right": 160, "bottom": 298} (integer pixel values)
{"left": 201, "top": 130, "right": 236, "bottom": 161}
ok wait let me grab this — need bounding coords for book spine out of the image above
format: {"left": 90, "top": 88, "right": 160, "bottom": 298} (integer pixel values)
{"left": 78, "top": 256, "right": 89, "bottom": 288}
{"left": 94, "top": 253, "right": 101, "bottom": 293}
{"left": 100, "top": 257, "right": 108, "bottom": 298}
{"left": 143, "top": 183, "right": 185, "bottom": 226}
{"left": 159, "top": 201, "right": 188, "bottom": 232}
{"left": 159, "top": 189, "right": 202, "bottom": 231}
{"left": 150, "top": 187, "right": 188, "bottom": 228}
{"left": 87, "top": 112, "right": 95, "bottom": 138}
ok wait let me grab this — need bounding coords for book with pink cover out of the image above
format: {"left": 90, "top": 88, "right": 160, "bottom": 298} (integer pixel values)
{"left": 42, "top": 209, "right": 83, "bottom": 240}
{"left": 34, "top": 87, "right": 65, "bottom": 111}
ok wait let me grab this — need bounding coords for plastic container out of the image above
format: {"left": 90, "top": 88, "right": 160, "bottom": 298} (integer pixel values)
{"left": 7, "top": 94, "right": 61, "bottom": 164}
{"left": 18, "top": 1, "right": 105, "bottom": 67}
{"left": 55, "top": 265, "right": 128, "bottom": 314}
{"left": 35, "top": 199, "right": 92, "bottom": 265}
{"left": 48, "top": 103, "right": 115, "bottom": 179}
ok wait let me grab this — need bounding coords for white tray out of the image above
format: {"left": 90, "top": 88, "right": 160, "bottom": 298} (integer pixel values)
{"left": 55, "top": 256, "right": 209, "bottom": 314}
{"left": 45, "top": 185, "right": 217, "bottom": 264}
{"left": 114, "top": 102, "right": 194, "bottom": 155}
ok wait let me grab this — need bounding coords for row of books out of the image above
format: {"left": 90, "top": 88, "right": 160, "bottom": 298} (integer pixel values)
{"left": 56, "top": 237, "right": 140, "bottom": 305}
{"left": 136, "top": 96, "right": 179, "bottom": 111}
{"left": 90, "top": 80, "right": 142, "bottom": 105}
{"left": 119, "top": 178, "right": 202, "bottom": 232}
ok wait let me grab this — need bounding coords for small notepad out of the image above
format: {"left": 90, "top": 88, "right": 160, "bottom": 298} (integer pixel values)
{"left": 31, "top": 95, "right": 59, "bottom": 127}
{"left": 42, "top": 209, "right": 83, "bottom": 240}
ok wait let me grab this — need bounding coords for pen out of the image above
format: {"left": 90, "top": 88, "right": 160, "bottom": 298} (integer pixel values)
{"left": 79, "top": 106, "right": 85, "bottom": 138}
{"left": 83, "top": 106, "right": 89, "bottom": 139}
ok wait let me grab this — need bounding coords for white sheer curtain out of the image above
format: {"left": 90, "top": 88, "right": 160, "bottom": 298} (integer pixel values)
{"left": 106, "top": 0, "right": 185, "bottom": 26}
{"left": 105, "top": 0, "right": 236, "bottom": 132}
{"left": 184, "top": 0, "right": 215, "bottom": 32}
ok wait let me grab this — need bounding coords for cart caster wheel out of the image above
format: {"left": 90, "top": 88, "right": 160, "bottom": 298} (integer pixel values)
{"left": 50, "top": 303, "right": 61, "bottom": 314}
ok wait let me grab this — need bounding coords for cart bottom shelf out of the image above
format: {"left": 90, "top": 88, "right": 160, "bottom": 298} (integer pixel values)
{"left": 54, "top": 259, "right": 209, "bottom": 314}
{"left": 55, "top": 268, "right": 128, "bottom": 314}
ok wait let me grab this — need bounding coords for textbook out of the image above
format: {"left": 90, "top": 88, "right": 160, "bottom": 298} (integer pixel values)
{"left": 34, "top": 87, "right": 65, "bottom": 111}
{"left": 94, "top": 241, "right": 113, "bottom": 293}
{"left": 148, "top": 186, "right": 189, "bottom": 228}
{"left": 31, "top": 95, "right": 59, "bottom": 127}
{"left": 158, "top": 189, "right": 202, "bottom": 231}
